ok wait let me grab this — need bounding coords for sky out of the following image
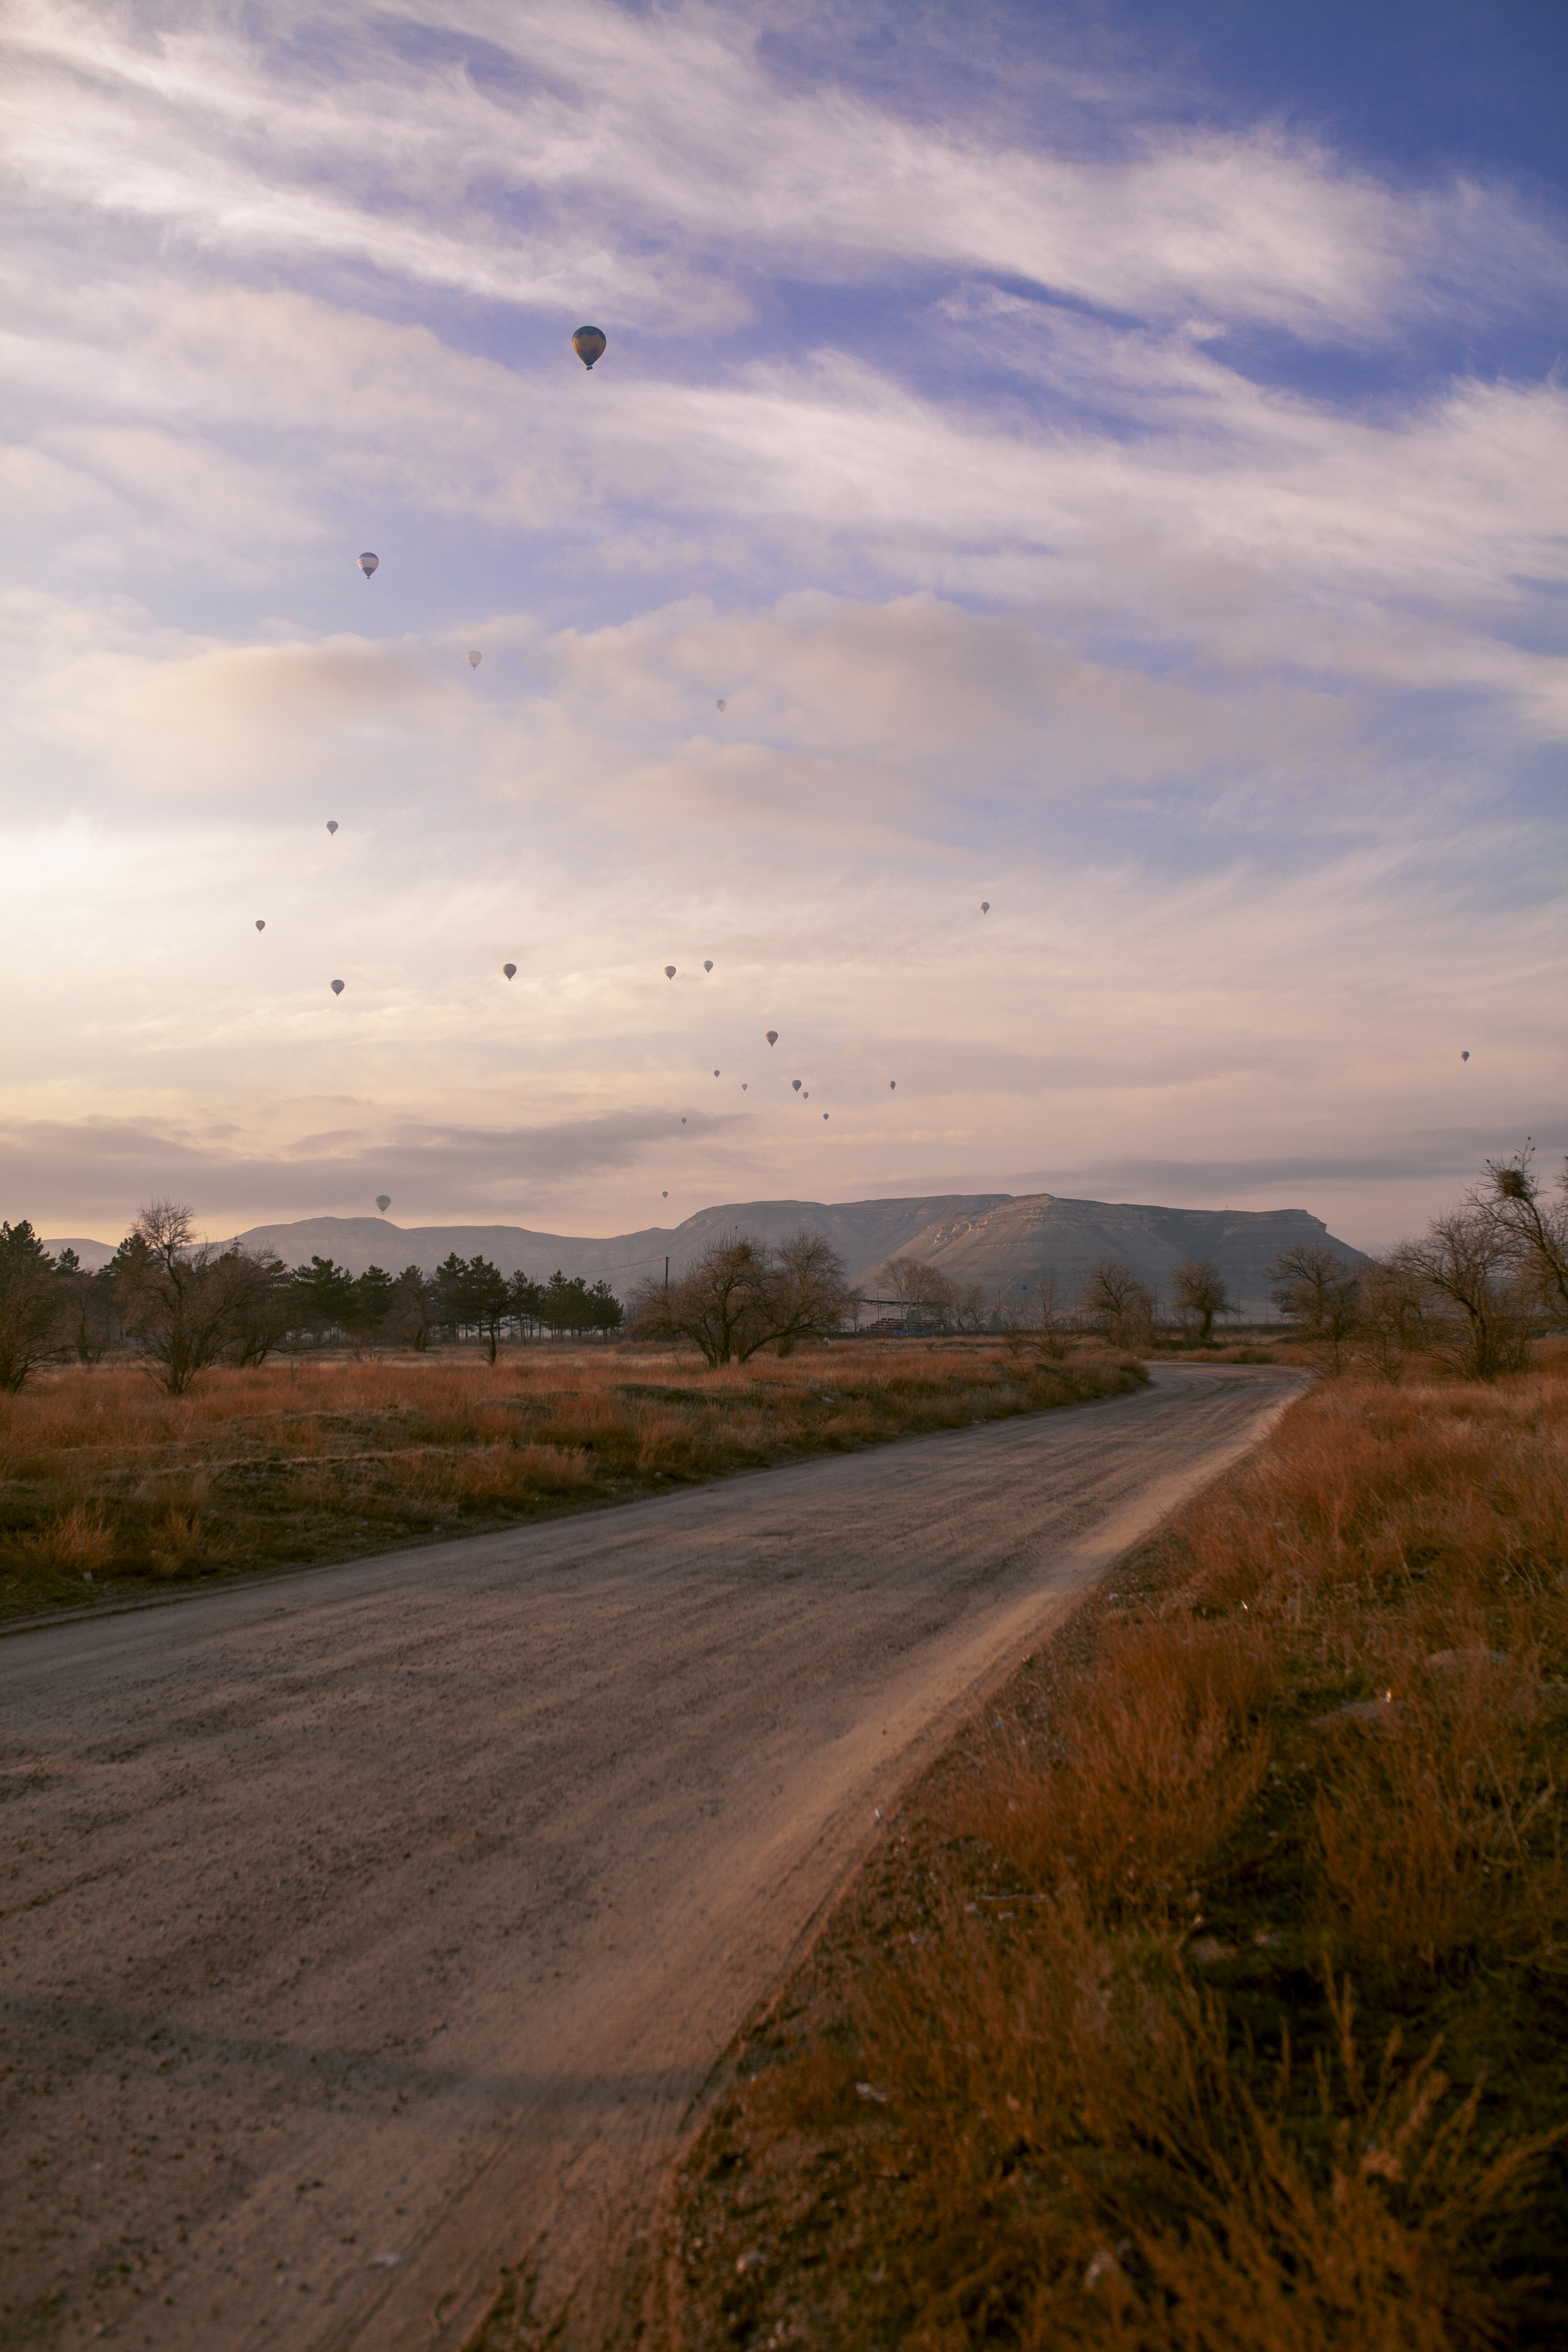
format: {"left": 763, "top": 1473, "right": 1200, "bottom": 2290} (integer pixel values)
{"left": 2, "top": 0, "right": 1564, "bottom": 1253}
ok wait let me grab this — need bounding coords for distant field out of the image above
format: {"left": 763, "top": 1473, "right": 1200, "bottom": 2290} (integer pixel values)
{"left": 663, "top": 1361, "right": 1568, "bottom": 2350}
{"left": 0, "top": 1338, "right": 1145, "bottom": 1623}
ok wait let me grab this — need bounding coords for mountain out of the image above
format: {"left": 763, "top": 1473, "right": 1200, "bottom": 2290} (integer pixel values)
{"left": 892, "top": 1194, "right": 1367, "bottom": 1316}
{"left": 215, "top": 1191, "right": 1365, "bottom": 1315}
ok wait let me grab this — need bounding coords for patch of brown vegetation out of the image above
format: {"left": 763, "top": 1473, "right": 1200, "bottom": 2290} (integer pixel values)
{"left": 657, "top": 1369, "right": 1568, "bottom": 2351}
{"left": 0, "top": 1340, "right": 1144, "bottom": 1623}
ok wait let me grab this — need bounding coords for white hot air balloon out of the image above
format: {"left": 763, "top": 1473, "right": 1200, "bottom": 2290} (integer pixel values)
{"left": 331, "top": 978, "right": 345, "bottom": 995}
{"left": 255, "top": 920, "right": 266, "bottom": 932}
{"left": 375, "top": 1194, "right": 391, "bottom": 1212}
{"left": 468, "top": 650, "right": 482, "bottom": 668}
{"left": 503, "top": 962, "right": 517, "bottom": 979}
{"left": 358, "top": 552, "right": 378, "bottom": 578}
{"left": 327, "top": 820, "right": 339, "bottom": 835}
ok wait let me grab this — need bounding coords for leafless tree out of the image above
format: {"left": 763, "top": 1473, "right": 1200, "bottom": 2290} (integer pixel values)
{"left": 1170, "top": 1256, "right": 1236, "bottom": 1348}
{"left": 116, "top": 1199, "right": 283, "bottom": 1394}
{"left": 880, "top": 1255, "right": 959, "bottom": 1328}
{"left": 1269, "top": 1242, "right": 1361, "bottom": 1372}
{"left": 1392, "top": 1207, "right": 1531, "bottom": 1380}
{"left": 1357, "top": 1255, "right": 1427, "bottom": 1382}
{"left": 1080, "top": 1259, "right": 1155, "bottom": 1349}
{"left": 629, "top": 1228, "right": 852, "bottom": 1366}
{"left": 1479, "top": 1146, "right": 1568, "bottom": 1321}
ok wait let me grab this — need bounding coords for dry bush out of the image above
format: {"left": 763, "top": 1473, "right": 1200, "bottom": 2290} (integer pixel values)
{"left": 11, "top": 1502, "right": 116, "bottom": 1579}
{"left": 967, "top": 1617, "right": 1276, "bottom": 1919}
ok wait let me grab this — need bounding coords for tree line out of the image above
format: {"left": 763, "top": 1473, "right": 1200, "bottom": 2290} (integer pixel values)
{"left": 0, "top": 1198, "right": 622, "bottom": 1393}
{"left": 3, "top": 1149, "right": 1561, "bottom": 1395}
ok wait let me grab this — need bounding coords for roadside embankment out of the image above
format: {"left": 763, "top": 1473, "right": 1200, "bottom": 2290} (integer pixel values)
{"left": 659, "top": 1366, "right": 1568, "bottom": 2350}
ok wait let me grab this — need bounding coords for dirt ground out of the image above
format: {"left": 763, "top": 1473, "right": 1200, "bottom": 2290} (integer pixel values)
{"left": 0, "top": 1365, "right": 1300, "bottom": 2351}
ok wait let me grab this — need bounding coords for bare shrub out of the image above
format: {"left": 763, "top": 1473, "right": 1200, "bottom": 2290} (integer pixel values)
{"left": 1270, "top": 1240, "right": 1361, "bottom": 1371}
{"left": 1080, "top": 1258, "right": 1155, "bottom": 1348}
{"left": 1170, "top": 1256, "right": 1236, "bottom": 1347}
{"left": 1393, "top": 1207, "right": 1532, "bottom": 1380}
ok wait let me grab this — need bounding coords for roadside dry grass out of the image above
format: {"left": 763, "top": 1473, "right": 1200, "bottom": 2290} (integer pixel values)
{"left": 0, "top": 1338, "right": 1143, "bottom": 1622}
{"left": 655, "top": 1367, "right": 1568, "bottom": 2352}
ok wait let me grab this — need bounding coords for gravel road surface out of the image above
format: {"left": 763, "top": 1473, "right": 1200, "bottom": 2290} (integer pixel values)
{"left": 2, "top": 1364, "right": 1302, "bottom": 2350}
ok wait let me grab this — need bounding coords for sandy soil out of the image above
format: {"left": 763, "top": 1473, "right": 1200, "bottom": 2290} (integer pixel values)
{"left": 0, "top": 1364, "right": 1302, "bottom": 2350}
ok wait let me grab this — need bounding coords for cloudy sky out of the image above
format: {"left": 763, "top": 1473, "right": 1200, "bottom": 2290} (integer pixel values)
{"left": 4, "top": 0, "right": 1564, "bottom": 1251}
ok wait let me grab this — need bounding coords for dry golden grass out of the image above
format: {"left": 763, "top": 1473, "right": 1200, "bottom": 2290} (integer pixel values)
{"left": 0, "top": 1338, "right": 1143, "bottom": 1620}
{"left": 658, "top": 1365, "right": 1568, "bottom": 2352}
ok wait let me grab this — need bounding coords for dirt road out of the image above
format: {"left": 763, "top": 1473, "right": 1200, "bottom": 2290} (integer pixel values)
{"left": 2, "top": 1364, "right": 1301, "bottom": 2350}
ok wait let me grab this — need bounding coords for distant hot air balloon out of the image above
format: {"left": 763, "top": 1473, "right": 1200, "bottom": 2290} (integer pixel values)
{"left": 714, "top": 1069, "right": 720, "bottom": 1076}
{"left": 572, "top": 325, "right": 607, "bottom": 370}
{"left": 1462, "top": 1050, "right": 1470, "bottom": 1062}
{"left": 765, "top": 1031, "right": 778, "bottom": 1046}
{"left": 889, "top": 1080, "right": 896, "bottom": 1090}
{"left": 326, "top": 821, "right": 339, "bottom": 835}
{"left": 742, "top": 1083, "right": 747, "bottom": 1090}
{"left": 468, "top": 650, "right": 482, "bottom": 669}
{"left": 665, "top": 965, "right": 676, "bottom": 979}
{"left": 358, "top": 553, "right": 378, "bottom": 577}
{"left": 331, "top": 979, "right": 345, "bottom": 995}
{"left": 704, "top": 959, "right": 714, "bottom": 972}
{"left": 681, "top": 1116, "right": 686, "bottom": 1124}
{"left": 981, "top": 900, "right": 990, "bottom": 913}
{"left": 792, "top": 1079, "right": 802, "bottom": 1092}
{"left": 662, "top": 1190, "right": 668, "bottom": 1198}
{"left": 375, "top": 1195, "right": 390, "bottom": 1212}
{"left": 717, "top": 699, "right": 727, "bottom": 712}
{"left": 503, "top": 962, "right": 517, "bottom": 979}
{"left": 823, "top": 1112, "right": 828, "bottom": 1120}
{"left": 255, "top": 920, "right": 265, "bottom": 931}
{"left": 803, "top": 1090, "right": 809, "bottom": 1099}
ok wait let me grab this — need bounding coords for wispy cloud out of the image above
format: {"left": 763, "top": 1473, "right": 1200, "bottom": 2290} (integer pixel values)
{"left": 2, "top": 1, "right": 1563, "bottom": 1248}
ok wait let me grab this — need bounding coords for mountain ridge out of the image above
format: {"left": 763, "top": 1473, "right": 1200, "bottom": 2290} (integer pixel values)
{"left": 41, "top": 1191, "right": 1367, "bottom": 1315}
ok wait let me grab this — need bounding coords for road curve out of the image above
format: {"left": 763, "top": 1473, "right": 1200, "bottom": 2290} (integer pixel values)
{"left": 2, "top": 1364, "right": 1302, "bottom": 2350}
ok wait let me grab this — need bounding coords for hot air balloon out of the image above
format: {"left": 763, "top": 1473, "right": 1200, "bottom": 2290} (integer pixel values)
{"left": 375, "top": 1195, "right": 390, "bottom": 1212}
{"left": 358, "top": 553, "right": 378, "bottom": 578}
{"left": 742, "top": 1083, "right": 747, "bottom": 1090}
{"left": 503, "top": 962, "right": 517, "bottom": 979}
{"left": 331, "top": 979, "right": 345, "bottom": 995}
{"left": 765, "top": 1031, "right": 778, "bottom": 1046}
{"left": 468, "top": 651, "right": 482, "bottom": 669}
{"left": 714, "top": 1069, "right": 720, "bottom": 1076}
{"left": 665, "top": 965, "right": 676, "bottom": 979}
{"left": 1462, "top": 1050, "right": 1470, "bottom": 1062}
{"left": 327, "top": 820, "right": 338, "bottom": 835}
{"left": 803, "top": 1090, "right": 809, "bottom": 1099}
{"left": 717, "top": 699, "right": 727, "bottom": 712}
{"left": 704, "top": 960, "right": 714, "bottom": 972}
{"left": 981, "top": 900, "right": 990, "bottom": 913}
{"left": 662, "top": 1190, "right": 668, "bottom": 1198}
{"left": 889, "top": 1080, "right": 896, "bottom": 1090}
{"left": 255, "top": 920, "right": 265, "bottom": 932}
{"left": 823, "top": 1113, "right": 828, "bottom": 1120}
{"left": 572, "top": 325, "right": 607, "bottom": 370}
{"left": 681, "top": 1116, "right": 687, "bottom": 1124}
{"left": 792, "top": 1079, "right": 802, "bottom": 1092}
